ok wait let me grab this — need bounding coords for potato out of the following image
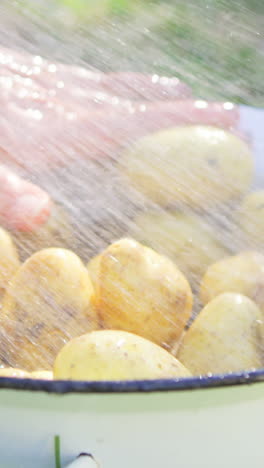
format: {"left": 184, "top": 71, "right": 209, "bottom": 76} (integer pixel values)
{"left": 93, "top": 238, "right": 193, "bottom": 350}
{"left": 0, "top": 248, "right": 97, "bottom": 370}
{"left": 200, "top": 251, "right": 264, "bottom": 310}
{"left": 0, "top": 227, "right": 20, "bottom": 297}
{"left": 31, "top": 370, "right": 53, "bottom": 380}
{"left": 132, "top": 211, "right": 229, "bottom": 288}
{"left": 54, "top": 330, "right": 191, "bottom": 381}
{"left": 87, "top": 254, "right": 101, "bottom": 290}
{"left": 120, "top": 126, "right": 253, "bottom": 207}
{"left": 177, "top": 293, "right": 264, "bottom": 375}
{"left": 237, "top": 191, "right": 264, "bottom": 250}
{"left": 0, "top": 368, "right": 30, "bottom": 378}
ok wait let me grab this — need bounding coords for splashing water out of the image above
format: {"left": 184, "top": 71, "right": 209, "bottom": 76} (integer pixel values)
{"left": 0, "top": 0, "right": 262, "bottom": 380}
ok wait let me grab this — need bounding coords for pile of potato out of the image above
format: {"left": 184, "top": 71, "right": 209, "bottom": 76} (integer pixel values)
{"left": 0, "top": 124, "right": 263, "bottom": 381}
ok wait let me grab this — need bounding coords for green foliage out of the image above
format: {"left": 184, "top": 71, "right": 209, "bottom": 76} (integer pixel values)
{"left": 3, "top": 0, "right": 264, "bottom": 105}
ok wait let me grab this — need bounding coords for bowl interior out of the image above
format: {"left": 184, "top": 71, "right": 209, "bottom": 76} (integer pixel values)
{"left": 2, "top": 105, "right": 264, "bottom": 394}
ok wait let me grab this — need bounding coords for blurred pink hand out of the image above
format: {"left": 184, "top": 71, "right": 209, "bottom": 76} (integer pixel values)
{"left": 0, "top": 48, "right": 239, "bottom": 232}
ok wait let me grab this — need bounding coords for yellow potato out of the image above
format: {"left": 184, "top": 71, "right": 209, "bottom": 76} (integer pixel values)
{"left": 0, "top": 227, "right": 20, "bottom": 297}
{"left": 13, "top": 204, "right": 74, "bottom": 261}
{"left": 54, "top": 330, "right": 191, "bottom": 381}
{"left": 237, "top": 191, "right": 264, "bottom": 250}
{"left": 178, "top": 293, "right": 264, "bottom": 375}
{"left": 94, "top": 238, "right": 193, "bottom": 350}
{"left": 87, "top": 254, "right": 101, "bottom": 290}
{"left": 31, "top": 370, "right": 53, "bottom": 380}
{"left": 120, "top": 126, "right": 254, "bottom": 207}
{"left": 132, "top": 211, "right": 229, "bottom": 288}
{"left": 0, "top": 368, "right": 30, "bottom": 378}
{"left": 200, "top": 251, "right": 264, "bottom": 310}
{"left": 0, "top": 248, "right": 97, "bottom": 370}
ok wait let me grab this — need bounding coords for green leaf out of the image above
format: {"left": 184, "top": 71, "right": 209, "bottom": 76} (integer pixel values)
{"left": 109, "top": 0, "right": 130, "bottom": 13}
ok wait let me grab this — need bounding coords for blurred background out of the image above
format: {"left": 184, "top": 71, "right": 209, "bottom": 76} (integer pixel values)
{"left": 0, "top": 0, "right": 263, "bottom": 105}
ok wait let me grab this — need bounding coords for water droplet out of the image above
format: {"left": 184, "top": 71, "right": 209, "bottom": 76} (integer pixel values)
{"left": 223, "top": 102, "right": 234, "bottom": 110}
{"left": 33, "top": 56, "right": 43, "bottom": 65}
{"left": 27, "top": 108, "right": 43, "bottom": 120}
{"left": 66, "top": 112, "right": 77, "bottom": 121}
{"left": 25, "top": 78, "right": 33, "bottom": 86}
{"left": 48, "top": 64, "right": 57, "bottom": 73}
{"left": 20, "top": 65, "right": 28, "bottom": 74}
{"left": 194, "top": 100, "right": 208, "bottom": 109}
{"left": 56, "top": 81, "right": 65, "bottom": 89}
{"left": 10, "top": 62, "right": 19, "bottom": 71}
{"left": 95, "top": 92, "right": 106, "bottom": 101}
{"left": 116, "top": 338, "right": 125, "bottom": 348}
{"left": 151, "top": 74, "right": 159, "bottom": 84}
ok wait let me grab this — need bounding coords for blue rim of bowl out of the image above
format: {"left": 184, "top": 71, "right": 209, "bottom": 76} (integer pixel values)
{"left": 0, "top": 368, "right": 264, "bottom": 393}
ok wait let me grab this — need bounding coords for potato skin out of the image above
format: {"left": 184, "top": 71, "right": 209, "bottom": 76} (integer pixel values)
{"left": 0, "top": 368, "right": 30, "bottom": 378}
{"left": 30, "top": 370, "right": 53, "bottom": 380}
{"left": 54, "top": 330, "right": 191, "bottom": 381}
{"left": 132, "top": 211, "right": 229, "bottom": 288}
{"left": 200, "top": 251, "right": 264, "bottom": 310}
{"left": 120, "top": 125, "right": 254, "bottom": 207}
{"left": 87, "top": 254, "right": 101, "bottom": 290}
{"left": 177, "top": 293, "right": 264, "bottom": 375}
{"left": 0, "top": 227, "right": 20, "bottom": 297}
{"left": 0, "top": 248, "right": 97, "bottom": 370}
{"left": 237, "top": 191, "right": 264, "bottom": 250}
{"left": 93, "top": 238, "right": 193, "bottom": 350}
